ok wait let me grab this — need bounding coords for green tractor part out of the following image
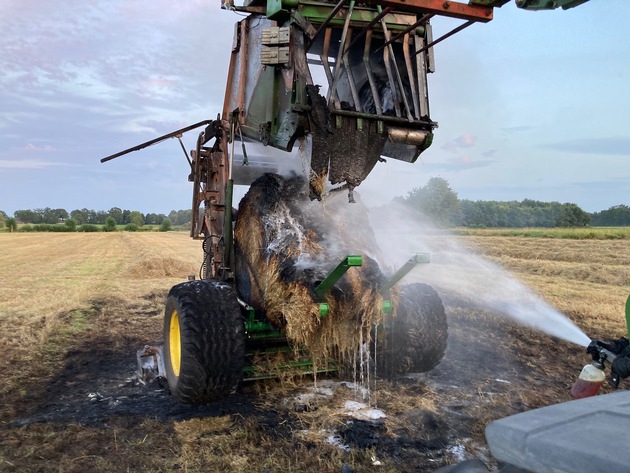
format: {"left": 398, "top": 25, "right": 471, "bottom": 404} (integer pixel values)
{"left": 139, "top": 252, "right": 447, "bottom": 398}
{"left": 381, "top": 253, "right": 430, "bottom": 295}
{"left": 314, "top": 255, "right": 363, "bottom": 300}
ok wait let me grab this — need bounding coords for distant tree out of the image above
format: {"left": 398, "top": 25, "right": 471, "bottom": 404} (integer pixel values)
{"left": 103, "top": 217, "right": 117, "bottom": 232}
{"left": 130, "top": 211, "right": 144, "bottom": 227}
{"left": 591, "top": 205, "right": 630, "bottom": 226}
{"left": 145, "top": 213, "right": 165, "bottom": 225}
{"left": 70, "top": 208, "right": 89, "bottom": 225}
{"left": 5, "top": 217, "right": 17, "bottom": 232}
{"left": 159, "top": 218, "right": 172, "bottom": 232}
{"left": 168, "top": 209, "right": 192, "bottom": 226}
{"left": 124, "top": 223, "right": 138, "bottom": 232}
{"left": 108, "top": 207, "right": 123, "bottom": 225}
{"left": 95, "top": 210, "right": 108, "bottom": 225}
{"left": 65, "top": 218, "right": 77, "bottom": 231}
{"left": 404, "top": 177, "right": 459, "bottom": 226}
{"left": 559, "top": 203, "right": 591, "bottom": 227}
{"left": 122, "top": 209, "right": 131, "bottom": 225}
{"left": 14, "top": 209, "right": 42, "bottom": 224}
{"left": 40, "top": 207, "right": 68, "bottom": 224}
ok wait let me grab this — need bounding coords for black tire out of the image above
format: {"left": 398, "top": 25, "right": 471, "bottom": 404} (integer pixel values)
{"left": 376, "top": 283, "right": 448, "bottom": 377}
{"left": 163, "top": 280, "right": 245, "bottom": 404}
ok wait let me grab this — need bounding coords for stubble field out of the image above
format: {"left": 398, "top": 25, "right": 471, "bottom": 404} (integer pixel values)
{"left": 0, "top": 231, "right": 628, "bottom": 472}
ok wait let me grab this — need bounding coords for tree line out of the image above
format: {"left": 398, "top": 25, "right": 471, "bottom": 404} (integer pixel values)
{"left": 400, "top": 177, "right": 628, "bottom": 228}
{"left": 2, "top": 187, "right": 629, "bottom": 231}
{"left": 1, "top": 207, "right": 193, "bottom": 227}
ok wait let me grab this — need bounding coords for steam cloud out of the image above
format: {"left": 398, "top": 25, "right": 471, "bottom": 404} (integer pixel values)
{"left": 366, "top": 200, "right": 591, "bottom": 347}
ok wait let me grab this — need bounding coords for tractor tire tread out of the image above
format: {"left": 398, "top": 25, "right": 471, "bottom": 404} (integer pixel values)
{"left": 378, "top": 282, "right": 448, "bottom": 377}
{"left": 163, "top": 280, "right": 245, "bottom": 404}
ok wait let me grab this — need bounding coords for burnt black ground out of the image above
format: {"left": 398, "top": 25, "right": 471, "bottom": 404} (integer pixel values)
{"left": 2, "top": 291, "right": 553, "bottom": 472}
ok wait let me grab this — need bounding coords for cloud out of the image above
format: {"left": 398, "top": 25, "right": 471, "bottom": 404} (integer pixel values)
{"left": 24, "top": 143, "right": 56, "bottom": 152}
{"left": 441, "top": 133, "right": 477, "bottom": 153}
{"left": 482, "top": 149, "right": 497, "bottom": 158}
{"left": 501, "top": 126, "right": 534, "bottom": 134}
{"left": 545, "top": 137, "right": 630, "bottom": 156}
{"left": 424, "top": 155, "right": 494, "bottom": 172}
{"left": 0, "top": 159, "right": 66, "bottom": 170}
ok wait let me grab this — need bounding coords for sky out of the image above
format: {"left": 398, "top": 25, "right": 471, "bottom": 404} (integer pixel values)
{"left": 1, "top": 0, "right": 628, "bottom": 216}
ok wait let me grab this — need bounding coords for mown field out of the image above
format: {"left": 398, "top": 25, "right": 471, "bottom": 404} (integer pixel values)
{"left": 0, "top": 230, "right": 629, "bottom": 472}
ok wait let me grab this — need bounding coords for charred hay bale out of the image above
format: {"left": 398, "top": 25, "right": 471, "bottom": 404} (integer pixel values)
{"left": 234, "top": 173, "right": 386, "bottom": 364}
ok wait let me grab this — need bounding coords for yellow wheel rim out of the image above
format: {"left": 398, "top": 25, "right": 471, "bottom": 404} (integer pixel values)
{"left": 169, "top": 309, "right": 181, "bottom": 377}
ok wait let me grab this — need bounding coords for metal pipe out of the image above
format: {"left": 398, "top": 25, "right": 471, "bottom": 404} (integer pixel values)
{"left": 412, "top": 20, "right": 474, "bottom": 57}
{"left": 100, "top": 120, "right": 212, "bottom": 163}
{"left": 331, "top": 108, "right": 435, "bottom": 127}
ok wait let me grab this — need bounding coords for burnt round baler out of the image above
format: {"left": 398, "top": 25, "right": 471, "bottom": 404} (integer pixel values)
{"left": 101, "top": 0, "right": 540, "bottom": 404}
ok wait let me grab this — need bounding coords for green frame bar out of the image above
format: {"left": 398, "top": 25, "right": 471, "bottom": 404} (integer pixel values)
{"left": 314, "top": 255, "right": 363, "bottom": 300}
{"left": 381, "top": 253, "right": 430, "bottom": 294}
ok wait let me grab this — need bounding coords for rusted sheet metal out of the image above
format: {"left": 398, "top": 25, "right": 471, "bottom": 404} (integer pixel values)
{"left": 363, "top": 0, "right": 493, "bottom": 22}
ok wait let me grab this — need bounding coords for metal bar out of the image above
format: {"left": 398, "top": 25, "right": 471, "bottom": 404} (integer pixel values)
{"left": 314, "top": 255, "right": 363, "bottom": 300}
{"left": 331, "top": 108, "right": 435, "bottom": 127}
{"left": 236, "top": 19, "right": 249, "bottom": 116}
{"left": 381, "top": 253, "right": 431, "bottom": 294}
{"left": 412, "top": 20, "right": 474, "bottom": 57}
{"left": 403, "top": 33, "right": 421, "bottom": 120}
{"left": 100, "top": 120, "right": 212, "bottom": 163}
{"left": 329, "top": 0, "right": 356, "bottom": 108}
{"left": 306, "top": 0, "right": 348, "bottom": 52}
{"left": 378, "top": 5, "right": 413, "bottom": 120}
{"left": 176, "top": 136, "right": 193, "bottom": 168}
{"left": 363, "top": 0, "right": 493, "bottom": 22}
{"left": 363, "top": 30, "right": 382, "bottom": 115}
{"left": 414, "top": 34, "right": 430, "bottom": 117}
{"left": 381, "top": 41, "right": 401, "bottom": 117}
{"left": 626, "top": 294, "right": 630, "bottom": 340}
{"left": 321, "top": 27, "right": 335, "bottom": 92}
{"left": 376, "top": 13, "right": 433, "bottom": 53}
{"left": 343, "top": 6, "right": 392, "bottom": 55}
{"left": 190, "top": 132, "right": 204, "bottom": 239}
{"left": 342, "top": 28, "right": 362, "bottom": 111}
{"left": 243, "top": 359, "right": 337, "bottom": 382}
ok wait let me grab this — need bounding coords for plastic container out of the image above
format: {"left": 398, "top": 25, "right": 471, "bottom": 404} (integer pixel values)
{"left": 571, "top": 363, "right": 605, "bottom": 399}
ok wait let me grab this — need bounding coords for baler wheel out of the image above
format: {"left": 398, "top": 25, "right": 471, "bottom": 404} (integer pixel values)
{"left": 376, "top": 283, "right": 448, "bottom": 377}
{"left": 163, "top": 280, "right": 245, "bottom": 404}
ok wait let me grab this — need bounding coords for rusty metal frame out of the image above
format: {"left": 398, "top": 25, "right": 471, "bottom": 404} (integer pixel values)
{"left": 363, "top": 0, "right": 493, "bottom": 22}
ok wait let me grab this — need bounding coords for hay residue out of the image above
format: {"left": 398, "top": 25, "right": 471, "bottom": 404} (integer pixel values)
{"left": 235, "top": 173, "right": 392, "bottom": 371}
{"left": 126, "top": 257, "right": 197, "bottom": 279}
